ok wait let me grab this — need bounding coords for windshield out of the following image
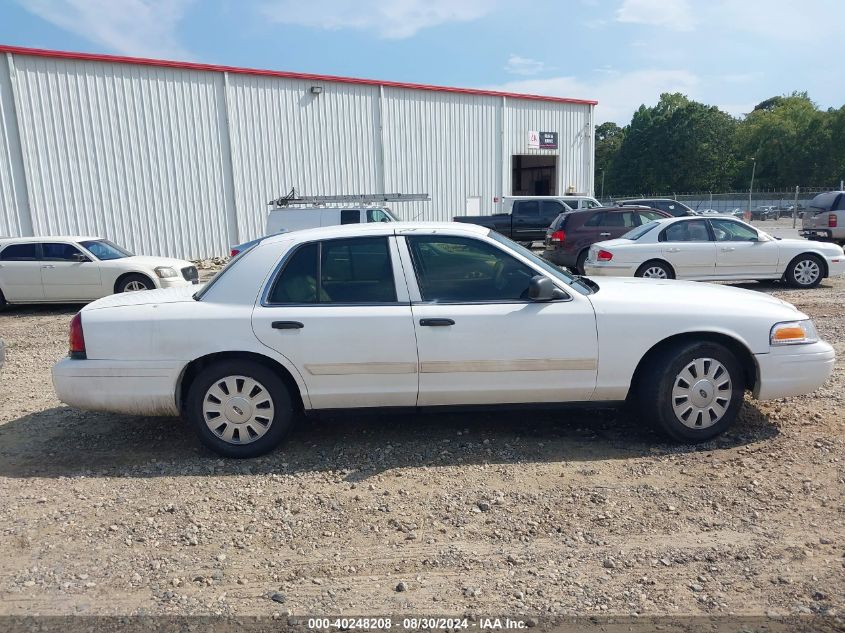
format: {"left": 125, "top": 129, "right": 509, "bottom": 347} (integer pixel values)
{"left": 488, "top": 231, "right": 595, "bottom": 295}
{"left": 80, "top": 239, "right": 132, "bottom": 260}
{"left": 620, "top": 221, "right": 659, "bottom": 240}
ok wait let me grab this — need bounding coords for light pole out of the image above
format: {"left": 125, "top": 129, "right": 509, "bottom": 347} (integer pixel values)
{"left": 748, "top": 158, "right": 756, "bottom": 217}
{"left": 600, "top": 168, "right": 606, "bottom": 202}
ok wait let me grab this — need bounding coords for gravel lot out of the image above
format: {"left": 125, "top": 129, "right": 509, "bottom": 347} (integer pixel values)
{"left": 0, "top": 220, "right": 843, "bottom": 622}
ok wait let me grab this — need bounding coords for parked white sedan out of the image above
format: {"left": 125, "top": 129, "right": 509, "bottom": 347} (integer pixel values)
{"left": 584, "top": 216, "right": 845, "bottom": 287}
{"left": 0, "top": 236, "right": 199, "bottom": 306}
{"left": 53, "top": 222, "right": 834, "bottom": 457}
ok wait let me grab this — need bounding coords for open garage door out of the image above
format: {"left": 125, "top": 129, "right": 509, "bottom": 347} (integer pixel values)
{"left": 512, "top": 155, "right": 557, "bottom": 196}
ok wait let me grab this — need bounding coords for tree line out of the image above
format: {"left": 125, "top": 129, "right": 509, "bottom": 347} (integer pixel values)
{"left": 595, "top": 92, "right": 845, "bottom": 197}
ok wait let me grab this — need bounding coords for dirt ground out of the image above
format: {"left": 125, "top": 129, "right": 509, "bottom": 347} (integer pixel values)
{"left": 0, "top": 221, "right": 843, "bottom": 623}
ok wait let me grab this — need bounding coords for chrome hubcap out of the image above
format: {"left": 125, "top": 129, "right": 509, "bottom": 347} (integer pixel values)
{"left": 643, "top": 266, "right": 668, "bottom": 279}
{"left": 794, "top": 260, "right": 820, "bottom": 285}
{"left": 203, "top": 375, "right": 274, "bottom": 444}
{"left": 124, "top": 280, "right": 148, "bottom": 292}
{"left": 671, "top": 358, "right": 732, "bottom": 429}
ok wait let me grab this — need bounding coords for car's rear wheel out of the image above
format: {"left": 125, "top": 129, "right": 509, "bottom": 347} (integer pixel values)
{"left": 0, "top": 287, "right": 6, "bottom": 310}
{"left": 116, "top": 274, "right": 154, "bottom": 293}
{"left": 186, "top": 360, "right": 294, "bottom": 458}
{"left": 575, "top": 249, "right": 589, "bottom": 275}
{"left": 635, "top": 260, "right": 673, "bottom": 279}
{"left": 637, "top": 342, "right": 744, "bottom": 442}
{"left": 785, "top": 254, "right": 823, "bottom": 288}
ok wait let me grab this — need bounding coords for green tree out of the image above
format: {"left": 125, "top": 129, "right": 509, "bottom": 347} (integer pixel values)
{"left": 594, "top": 121, "right": 624, "bottom": 197}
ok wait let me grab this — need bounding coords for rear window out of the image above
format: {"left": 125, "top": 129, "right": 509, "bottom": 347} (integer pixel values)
{"left": 809, "top": 192, "right": 838, "bottom": 212}
{"left": 620, "top": 221, "right": 658, "bottom": 241}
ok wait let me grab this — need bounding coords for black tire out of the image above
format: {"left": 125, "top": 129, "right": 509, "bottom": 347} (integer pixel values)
{"left": 186, "top": 360, "right": 294, "bottom": 458}
{"left": 784, "top": 253, "right": 824, "bottom": 289}
{"left": 634, "top": 260, "right": 674, "bottom": 279}
{"left": 636, "top": 341, "right": 744, "bottom": 442}
{"left": 575, "top": 249, "right": 589, "bottom": 275}
{"left": 0, "top": 287, "right": 6, "bottom": 310}
{"left": 116, "top": 273, "right": 154, "bottom": 293}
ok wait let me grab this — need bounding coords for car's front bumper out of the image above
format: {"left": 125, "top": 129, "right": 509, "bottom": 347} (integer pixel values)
{"left": 583, "top": 261, "right": 638, "bottom": 277}
{"left": 52, "top": 357, "right": 183, "bottom": 416}
{"left": 753, "top": 341, "right": 835, "bottom": 400}
{"left": 158, "top": 277, "right": 198, "bottom": 289}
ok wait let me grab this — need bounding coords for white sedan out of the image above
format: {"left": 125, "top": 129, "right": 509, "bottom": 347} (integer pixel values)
{"left": 584, "top": 216, "right": 845, "bottom": 287}
{"left": 53, "top": 222, "right": 834, "bottom": 458}
{"left": 0, "top": 236, "right": 199, "bottom": 306}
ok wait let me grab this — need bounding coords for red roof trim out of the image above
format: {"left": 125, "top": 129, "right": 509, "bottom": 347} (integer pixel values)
{"left": 0, "top": 44, "right": 598, "bottom": 106}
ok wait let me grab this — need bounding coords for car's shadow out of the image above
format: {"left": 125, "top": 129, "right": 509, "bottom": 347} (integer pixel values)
{"left": 0, "top": 303, "right": 83, "bottom": 316}
{"left": 0, "top": 402, "right": 779, "bottom": 480}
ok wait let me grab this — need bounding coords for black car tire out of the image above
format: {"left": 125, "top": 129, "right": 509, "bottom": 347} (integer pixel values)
{"left": 575, "top": 250, "right": 589, "bottom": 275}
{"left": 186, "top": 360, "right": 294, "bottom": 458}
{"left": 637, "top": 341, "right": 744, "bottom": 442}
{"left": 116, "top": 274, "right": 154, "bottom": 293}
{"left": 0, "top": 287, "right": 6, "bottom": 310}
{"left": 634, "top": 260, "right": 674, "bottom": 279}
{"left": 784, "top": 254, "right": 824, "bottom": 288}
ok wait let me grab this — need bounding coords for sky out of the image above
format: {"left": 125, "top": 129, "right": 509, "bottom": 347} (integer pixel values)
{"left": 1, "top": 0, "right": 843, "bottom": 125}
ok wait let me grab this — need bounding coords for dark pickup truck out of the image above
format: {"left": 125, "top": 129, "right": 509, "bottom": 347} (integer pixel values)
{"left": 453, "top": 196, "right": 600, "bottom": 244}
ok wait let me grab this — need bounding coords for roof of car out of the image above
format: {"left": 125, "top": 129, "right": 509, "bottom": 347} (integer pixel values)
{"left": 0, "top": 235, "right": 102, "bottom": 244}
{"left": 261, "top": 221, "right": 490, "bottom": 246}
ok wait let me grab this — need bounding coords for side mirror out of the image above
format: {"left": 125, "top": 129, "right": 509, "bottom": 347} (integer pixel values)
{"left": 73, "top": 253, "right": 90, "bottom": 262}
{"left": 528, "top": 275, "right": 566, "bottom": 302}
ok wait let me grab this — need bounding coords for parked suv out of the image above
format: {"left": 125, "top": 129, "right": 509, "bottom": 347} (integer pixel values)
{"left": 618, "top": 198, "right": 695, "bottom": 217}
{"left": 801, "top": 191, "right": 845, "bottom": 245}
{"left": 542, "top": 206, "right": 668, "bottom": 273}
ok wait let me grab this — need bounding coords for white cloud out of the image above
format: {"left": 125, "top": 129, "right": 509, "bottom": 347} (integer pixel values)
{"left": 19, "top": 0, "right": 194, "bottom": 59}
{"left": 260, "top": 0, "right": 493, "bottom": 39}
{"left": 504, "top": 54, "right": 545, "bottom": 76}
{"left": 616, "top": 0, "right": 695, "bottom": 31}
{"left": 485, "top": 68, "right": 700, "bottom": 124}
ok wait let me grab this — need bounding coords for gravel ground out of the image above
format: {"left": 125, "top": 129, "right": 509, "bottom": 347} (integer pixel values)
{"left": 0, "top": 220, "right": 843, "bottom": 621}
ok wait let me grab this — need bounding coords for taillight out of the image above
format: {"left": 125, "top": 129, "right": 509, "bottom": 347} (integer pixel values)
{"left": 597, "top": 249, "right": 613, "bottom": 262}
{"left": 69, "top": 313, "right": 86, "bottom": 359}
{"left": 230, "top": 248, "right": 240, "bottom": 257}
{"left": 829, "top": 214, "right": 837, "bottom": 228}
{"left": 550, "top": 230, "right": 566, "bottom": 244}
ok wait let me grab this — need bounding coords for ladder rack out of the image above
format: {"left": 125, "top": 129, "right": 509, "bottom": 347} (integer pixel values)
{"left": 269, "top": 188, "right": 430, "bottom": 207}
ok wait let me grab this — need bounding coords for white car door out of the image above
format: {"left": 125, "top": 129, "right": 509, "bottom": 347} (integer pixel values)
{"left": 398, "top": 231, "right": 598, "bottom": 407}
{"left": 708, "top": 218, "right": 780, "bottom": 277}
{"left": 0, "top": 243, "right": 44, "bottom": 301}
{"left": 39, "top": 242, "right": 103, "bottom": 300}
{"left": 658, "top": 219, "right": 717, "bottom": 278}
{"left": 251, "top": 235, "right": 419, "bottom": 409}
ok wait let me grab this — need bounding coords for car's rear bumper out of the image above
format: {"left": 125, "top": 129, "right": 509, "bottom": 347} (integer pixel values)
{"left": 52, "top": 358, "right": 183, "bottom": 416}
{"left": 583, "top": 261, "right": 638, "bottom": 276}
{"left": 753, "top": 341, "right": 835, "bottom": 400}
{"left": 541, "top": 248, "right": 575, "bottom": 268}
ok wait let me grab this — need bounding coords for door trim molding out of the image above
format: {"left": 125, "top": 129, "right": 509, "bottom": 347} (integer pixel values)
{"left": 420, "top": 358, "right": 597, "bottom": 373}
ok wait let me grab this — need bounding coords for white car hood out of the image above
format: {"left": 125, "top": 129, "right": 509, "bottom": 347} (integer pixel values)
{"left": 586, "top": 276, "right": 803, "bottom": 320}
{"left": 83, "top": 285, "right": 199, "bottom": 311}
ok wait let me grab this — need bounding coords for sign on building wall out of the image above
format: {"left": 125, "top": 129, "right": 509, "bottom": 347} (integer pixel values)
{"left": 527, "top": 130, "right": 558, "bottom": 149}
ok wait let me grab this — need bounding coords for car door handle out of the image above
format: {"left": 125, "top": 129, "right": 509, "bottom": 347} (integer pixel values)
{"left": 271, "top": 321, "right": 304, "bottom": 330}
{"left": 599, "top": 232, "right": 611, "bottom": 237}
{"left": 720, "top": 247, "right": 736, "bottom": 252}
{"left": 666, "top": 248, "right": 681, "bottom": 253}
{"left": 41, "top": 264, "right": 56, "bottom": 269}
{"left": 419, "top": 318, "right": 455, "bottom": 327}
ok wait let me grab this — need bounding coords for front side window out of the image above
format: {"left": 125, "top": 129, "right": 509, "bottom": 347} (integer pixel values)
{"left": 660, "top": 219, "right": 711, "bottom": 242}
{"left": 637, "top": 210, "right": 665, "bottom": 222}
{"left": 540, "top": 200, "right": 565, "bottom": 217}
{"left": 80, "top": 239, "right": 132, "bottom": 260}
{"left": 366, "top": 209, "right": 393, "bottom": 223}
{"left": 710, "top": 219, "right": 759, "bottom": 242}
{"left": 601, "top": 211, "right": 638, "bottom": 228}
{"left": 407, "top": 235, "right": 536, "bottom": 302}
{"left": 0, "top": 243, "right": 38, "bottom": 261}
{"left": 267, "top": 237, "right": 396, "bottom": 304}
{"left": 41, "top": 243, "right": 87, "bottom": 261}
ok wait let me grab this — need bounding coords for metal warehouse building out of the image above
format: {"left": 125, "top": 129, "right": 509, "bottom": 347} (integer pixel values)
{"left": 0, "top": 45, "right": 596, "bottom": 258}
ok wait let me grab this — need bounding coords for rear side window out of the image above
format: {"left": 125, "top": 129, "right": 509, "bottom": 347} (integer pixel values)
{"left": 340, "top": 210, "right": 360, "bottom": 225}
{"left": 584, "top": 212, "right": 606, "bottom": 227}
{"left": 836, "top": 194, "right": 845, "bottom": 211}
{"left": 0, "top": 243, "right": 38, "bottom": 260}
{"left": 660, "top": 219, "right": 711, "bottom": 242}
{"left": 513, "top": 200, "right": 539, "bottom": 216}
{"left": 267, "top": 237, "right": 396, "bottom": 305}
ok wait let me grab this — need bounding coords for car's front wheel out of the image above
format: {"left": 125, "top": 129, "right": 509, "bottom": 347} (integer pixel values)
{"left": 785, "top": 254, "right": 823, "bottom": 288}
{"left": 186, "top": 360, "right": 294, "bottom": 458}
{"left": 636, "top": 341, "right": 744, "bottom": 442}
{"left": 116, "top": 274, "right": 154, "bottom": 293}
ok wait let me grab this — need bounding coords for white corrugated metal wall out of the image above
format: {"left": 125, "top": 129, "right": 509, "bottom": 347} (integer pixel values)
{"left": 0, "top": 49, "right": 594, "bottom": 258}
